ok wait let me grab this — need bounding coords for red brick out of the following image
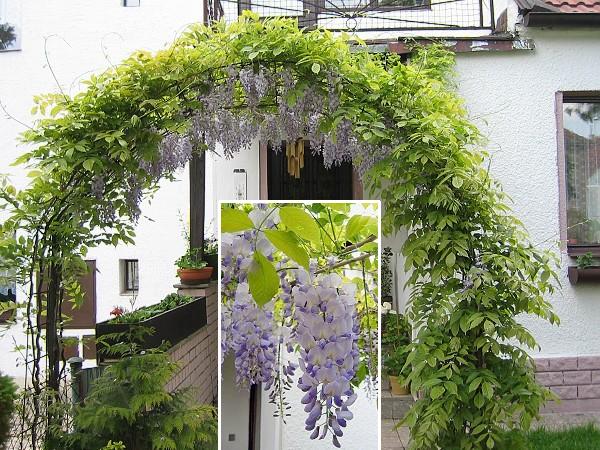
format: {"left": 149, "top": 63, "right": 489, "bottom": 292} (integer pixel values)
{"left": 551, "top": 385, "right": 578, "bottom": 399}
{"left": 534, "top": 358, "right": 551, "bottom": 372}
{"left": 592, "top": 371, "right": 600, "bottom": 384}
{"left": 564, "top": 370, "right": 592, "bottom": 385}
{"left": 579, "top": 356, "right": 600, "bottom": 370}
{"left": 536, "top": 371, "right": 564, "bottom": 386}
{"left": 548, "top": 357, "right": 578, "bottom": 372}
{"left": 578, "top": 385, "right": 600, "bottom": 399}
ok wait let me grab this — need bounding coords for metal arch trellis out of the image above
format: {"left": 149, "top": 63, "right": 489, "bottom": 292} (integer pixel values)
{"left": 205, "top": 0, "right": 496, "bottom": 33}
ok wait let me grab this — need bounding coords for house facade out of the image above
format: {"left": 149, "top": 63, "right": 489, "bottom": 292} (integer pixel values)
{"left": 0, "top": 0, "right": 599, "bottom": 444}
{"left": 213, "top": 0, "right": 600, "bottom": 442}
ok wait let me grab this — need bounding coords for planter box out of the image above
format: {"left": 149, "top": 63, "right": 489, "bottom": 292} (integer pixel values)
{"left": 95, "top": 296, "right": 207, "bottom": 364}
{"left": 568, "top": 266, "right": 600, "bottom": 284}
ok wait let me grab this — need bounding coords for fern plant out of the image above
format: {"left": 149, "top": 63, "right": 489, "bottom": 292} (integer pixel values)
{"left": 61, "top": 329, "right": 217, "bottom": 450}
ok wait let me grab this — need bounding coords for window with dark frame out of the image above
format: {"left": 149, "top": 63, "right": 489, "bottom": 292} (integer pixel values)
{"left": 0, "top": 268, "right": 16, "bottom": 323}
{"left": 561, "top": 92, "right": 600, "bottom": 253}
{"left": 123, "top": 259, "right": 139, "bottom": 293}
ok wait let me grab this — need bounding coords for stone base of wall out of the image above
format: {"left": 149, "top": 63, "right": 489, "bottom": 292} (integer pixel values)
{"left": 536, "top": 356, "right": 600, "bottom": 413}
{"left": 165, "top": 283, "right": 218, "bottom": 406}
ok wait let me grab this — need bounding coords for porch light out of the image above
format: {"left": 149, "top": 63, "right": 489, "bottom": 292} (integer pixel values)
{"left": 233, "top": 168, "right": 247, "bottom": 200}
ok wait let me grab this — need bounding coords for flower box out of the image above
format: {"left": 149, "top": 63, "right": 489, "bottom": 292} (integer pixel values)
{"left": 567, "top": 266, "right": 600, "bottom": 285}
{"left": 95, "top": 296, "right": 207, "bottom": 364}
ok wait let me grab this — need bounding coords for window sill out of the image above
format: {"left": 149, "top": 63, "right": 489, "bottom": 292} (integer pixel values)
{"left": 119, "top": 291, "right": 139, "bottom": 297}
{"left": 567, "top": 246, "right": 600, "bottom": 257}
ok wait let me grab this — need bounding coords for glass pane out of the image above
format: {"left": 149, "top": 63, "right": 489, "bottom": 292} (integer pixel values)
{"left": 0, "top": 0, "right": 21, "bottom": 52}
{"left": 126, "top": 260, "right": 139, "bottom": 291}
{"left": 563, "top": 102, "right": 600, "bottom": 246}
{"left": 0, "top": 268, "right": 16, "bottom": 302}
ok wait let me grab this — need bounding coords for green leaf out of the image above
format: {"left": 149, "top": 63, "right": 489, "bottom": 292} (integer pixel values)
{"left": 83, "top": 159, "right": 95, "bottom": 171}
{"left": 248, "top": 252, "right": 279, "bottom": 307}
{"left": 221, "top": 208, "right": 254, "bottom": 233}
{"left": 452, "top": 176, "right": 464, "bottom": 188}
{"left": 482, "top": 382, "right": 494, "bottom": 399}
{"left": 430, "top": 385, "right": 445, "bottom": 400}
{"left": 445, "top": 252, "right": 456, "bottom": 267}
{"left": 346, "top": 215, "right": 370, "bottom": 241}
{"left": 279, "top": 206, "right": 320, "bottom": 244}
{"left": 311, "top": 62, "right": 321, "bottom": 74}
{"left": 264, "top": 229, "right": 310, "bottom": 270}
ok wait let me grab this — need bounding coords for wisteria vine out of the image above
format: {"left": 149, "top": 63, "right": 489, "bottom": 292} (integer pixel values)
{"left": 221, "top": 203, "right": 378, "bottom": 447}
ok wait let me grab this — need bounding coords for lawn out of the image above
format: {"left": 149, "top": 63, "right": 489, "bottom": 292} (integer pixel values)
{"left": 505, "top": 424, "right": 600, "bottom": 450}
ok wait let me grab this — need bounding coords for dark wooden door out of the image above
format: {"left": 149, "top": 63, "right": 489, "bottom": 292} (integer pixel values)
{"left": 267, "top": 141, "right": 354, "bottom": 200}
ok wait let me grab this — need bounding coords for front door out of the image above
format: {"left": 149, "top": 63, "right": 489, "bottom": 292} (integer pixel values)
{"left": 263, "top": 141, "right": 356, "bottom": 200}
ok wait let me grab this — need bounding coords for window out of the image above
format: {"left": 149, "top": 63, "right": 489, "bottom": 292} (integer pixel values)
{"left": 0, "top": 0, "right": 21, "bottom": 52}
{"left": 0, "top": 268, "right": 16, "bottom": 323}
{"left": 121, "top": 259, "right": 139, "bottom": 293}
{"left": 558, "top": 92, "right": 600, "bottom": 254}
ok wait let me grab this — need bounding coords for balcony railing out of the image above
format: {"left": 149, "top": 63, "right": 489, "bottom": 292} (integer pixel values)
{"left": 208, "top": 0, "right": 497, "bottom": 37}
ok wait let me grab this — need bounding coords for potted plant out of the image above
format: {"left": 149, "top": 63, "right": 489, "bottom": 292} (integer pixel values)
{"left": 384, "top": 347, "right": 410, "bottom": 395}
{"left": 176, "top": 248, "right": 213, "bottom": 285}
{"left": 95, "top": 293, "right": 207, "bottom": 364}
{"left": 382, "top": 312, "right": 411, "bottom": 395}
{"left": 203, "top": 235, "right": 218, "bottom": 281}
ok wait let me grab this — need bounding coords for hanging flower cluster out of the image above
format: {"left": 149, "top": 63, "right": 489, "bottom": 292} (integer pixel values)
{"left": 293, "top": 270, "right": 360, "bottom": 447}
{"left": 155, "top": 63, "right": 393, "bottom": 186}
{"left": 229, "top": 282, "right": 279, "bottom": 387}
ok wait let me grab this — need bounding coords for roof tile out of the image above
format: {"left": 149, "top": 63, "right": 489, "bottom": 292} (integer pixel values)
{"left": 544, "top": 0, "right": 600, "bottom": 12}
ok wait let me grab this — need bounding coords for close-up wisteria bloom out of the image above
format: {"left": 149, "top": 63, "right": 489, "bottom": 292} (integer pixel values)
{"left": 221, "top": 202, "right": 379, "bottom": 448}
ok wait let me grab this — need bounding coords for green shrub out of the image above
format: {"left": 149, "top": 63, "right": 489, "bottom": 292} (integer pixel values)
{"left": 0, "top": 372, "right": 18, "bottom": 449}
{"left": 61, "top": 344, "right": 216, "bottom": 450}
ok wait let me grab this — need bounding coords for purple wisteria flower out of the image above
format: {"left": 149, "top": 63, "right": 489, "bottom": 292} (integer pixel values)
{"left": 291, "top": 271, "right": 360, "bottom": 447}
{"left": 229, "top": 282, "right": 279, "bottom": 387}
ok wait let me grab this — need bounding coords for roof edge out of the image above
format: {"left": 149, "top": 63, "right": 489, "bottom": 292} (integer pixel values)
{"left": 525, "top": 11, "right": 600, "bottom": 26}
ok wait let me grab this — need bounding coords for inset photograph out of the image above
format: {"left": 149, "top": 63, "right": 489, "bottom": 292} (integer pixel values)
{"left": 220, "top": 201, "right": 379, "bottom": 450}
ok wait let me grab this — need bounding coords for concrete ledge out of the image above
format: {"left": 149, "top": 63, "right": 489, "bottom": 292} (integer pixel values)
{"left": 382, "top": 390, "right": 414, "bottom": 420}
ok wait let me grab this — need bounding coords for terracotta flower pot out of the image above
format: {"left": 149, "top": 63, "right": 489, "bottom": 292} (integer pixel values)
{"left": 177, "top": 267, "right": 214, "bottom": 285}
{"left": 389, "top": 375, "right": 410, "bottom": 396}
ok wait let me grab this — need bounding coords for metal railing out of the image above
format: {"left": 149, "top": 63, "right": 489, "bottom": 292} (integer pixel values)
{"left": 210, "top": 0, "right": 496, "bottom": 34}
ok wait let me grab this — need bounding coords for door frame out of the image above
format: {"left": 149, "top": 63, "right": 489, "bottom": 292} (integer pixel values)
{"left": 259, "top": 142, "right": 363, "bottom": 200}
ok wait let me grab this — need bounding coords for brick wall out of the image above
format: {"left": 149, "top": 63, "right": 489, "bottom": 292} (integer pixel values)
{"left": 536, "top": 356, "right": 600, "bottom": 413}
{"left": 165, "top": 283, "right": 218, "bottom": 406}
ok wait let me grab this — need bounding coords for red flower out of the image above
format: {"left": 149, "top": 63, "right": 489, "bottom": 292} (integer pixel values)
{"left": 110, "top": 306, "right": 124, "bottom": 317}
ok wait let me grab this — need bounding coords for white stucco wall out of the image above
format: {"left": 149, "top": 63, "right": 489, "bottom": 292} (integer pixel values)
{"left": 0, "top": 0, "right": 203, "bottom": 380}
{"left": 451, "top": 27, "right": 600, "bottom": 357}
{"left": 262, "top": 379, "right": 379, "bottom": 450}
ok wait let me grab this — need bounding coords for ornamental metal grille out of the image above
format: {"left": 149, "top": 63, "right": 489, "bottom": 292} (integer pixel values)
{"left": 210, "top": 0, "right": 496, "bottom": 36}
